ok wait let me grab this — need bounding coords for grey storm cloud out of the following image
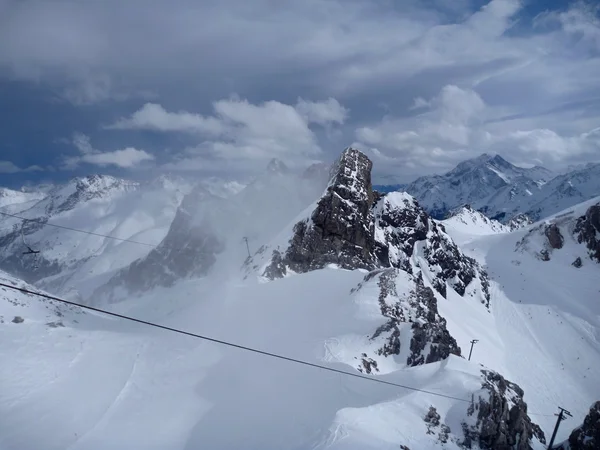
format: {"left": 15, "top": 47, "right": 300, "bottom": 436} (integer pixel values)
{"left": 1, "top": 0, "right": 599, "bottom": 182}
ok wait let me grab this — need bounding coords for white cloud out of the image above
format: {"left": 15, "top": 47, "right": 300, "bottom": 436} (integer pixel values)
{"left": 108, "top": 103, "right": 225, "bottom": 134}
{"left": 65, "top": 133, "right": 154, "bottom": 169}
{"left": 1, "top": 0, "right": 600, "bottom": 179}
{"left": 295, "top": 97, "right": 348, "bottom": 126}
{"left": 72, "top": 132, "right": 94, "bottom": 154}
{"left": 109, "top": 97, "right": 347, "bottom": 170}
{"left": 79, "top": 147, "right": 154, "bottom": 168}
{"left": 355, "top": 83, "right": 600, "bottom": 181}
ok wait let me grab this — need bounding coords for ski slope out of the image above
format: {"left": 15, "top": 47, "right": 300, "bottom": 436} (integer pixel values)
{"left": 1, "top": 195, "right": 598, "bottom": 449}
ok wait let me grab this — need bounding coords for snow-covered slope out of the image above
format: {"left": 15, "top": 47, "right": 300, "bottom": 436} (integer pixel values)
{"left": 93, "top": 159, "right": 329, "bottom": 302}
{"left": 0, "top": 187, "right": 46, "bottom": 209}
{"left": 522, "top": 163, "right": 600, "bottom": 222}
{"left": 441, "top": 205, "right": 509, "bottom": 243}
{"left": 0, "top": 175, "right": 192, "bottom": 298}
{"left": 1, "top": 150, "right": 599, "bottom": 450}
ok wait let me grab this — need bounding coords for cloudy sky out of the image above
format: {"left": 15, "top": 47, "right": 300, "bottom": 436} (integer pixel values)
{"left": 1, "top": 0, "right": 599, "bottom": 186}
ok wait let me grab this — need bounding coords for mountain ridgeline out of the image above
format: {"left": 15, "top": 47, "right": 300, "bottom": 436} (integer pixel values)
{"left": 401, "top": 153, "right": 600, "bottom": 223}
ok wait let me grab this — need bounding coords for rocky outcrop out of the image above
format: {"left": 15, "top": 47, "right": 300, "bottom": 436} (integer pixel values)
{"left": 262, "top": 148, "right": 379, "bottom": 276}
{"left": 574, "top": 203, "right": 600, "bottom": 262}
{"left": 351, "top": 268, "right": 461, "bottom": 371}
{"left": 462, "top": 370, "right": 545, "bottom": 450}
{"left": 373, "top": 193, "right": 491, "bottom": 306}
{"left": 508, "top": 213, "right": 533, "bottom": 231}
{"left": 561, "top": 401, "right": 600, "bottom": 450}
{"left": 545, "top": 224, "right": 564, "bottom": 249}
{"left": 424, "top": 406, "right": 451, "bottom": 444}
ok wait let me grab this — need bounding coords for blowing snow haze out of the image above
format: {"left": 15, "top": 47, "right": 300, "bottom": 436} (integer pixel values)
{"left": 2, "top": 1, "right": 600, "bottom": 449}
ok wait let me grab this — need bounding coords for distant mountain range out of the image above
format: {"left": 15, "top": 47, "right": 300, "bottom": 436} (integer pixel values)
{"left": 379, "top": 153, "right": 600, "bottom": 222}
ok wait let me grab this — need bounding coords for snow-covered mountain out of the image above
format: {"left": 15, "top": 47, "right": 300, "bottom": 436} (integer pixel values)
{"left": 0, "top": 187, "right": 46, "bottom": 210}
{"left": 402, "top": 154, "right": 600, "bottom": 224}
{"left": 404, "top": 154, "right": 553, "bottom": 220}
{"left": 0, "top": 174, "right": 192, "bottom": 299}
{"left": 522, "top": 163, "right": 600, "bottom": 222}
{"left": 1, "top": 149, "right": 599, "bottom": 450}
{"left": 441, "top": 205, "right": 510, "bottom": 241}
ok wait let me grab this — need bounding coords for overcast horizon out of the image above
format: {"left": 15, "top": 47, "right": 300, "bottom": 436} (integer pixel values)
{"left": 1, "top": 0, "right": 600, "bottom": 187}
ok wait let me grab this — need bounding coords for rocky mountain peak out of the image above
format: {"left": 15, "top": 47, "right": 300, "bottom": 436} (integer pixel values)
{"left": 74, "top": 174, "right": 133, "bottom": 192}
{"left": 261, "top": 148, "right": 379, "bottom": 277}
{"left": 266, "top": 158, "right": 290, "bottom": 174}
{"left": 326, "top": 147, "right": 374, "bottom": 203}
{"left": 256, "top": 148, "right": 490, "bottom": 306}
{"left": 45, "top": 175, "right": 136, "bottom": 215}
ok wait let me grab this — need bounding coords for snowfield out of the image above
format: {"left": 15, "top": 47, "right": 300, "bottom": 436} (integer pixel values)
{"left": 1, "top": 169, "right": 599, "bottom": 449}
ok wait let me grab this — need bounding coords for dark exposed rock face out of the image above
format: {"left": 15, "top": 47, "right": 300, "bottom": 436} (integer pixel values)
{"left": 263, "top": 148, "right": 379, "bottom": 276}
{"left": 545, "top": 224, "right": 564, "bottom": 249}
{"left": 462, "top": 370, "right": 545, "bottom": 450}
{"left": 372, "top": 193, "right": 430, "bottom": 270}
{"left": 574, "top": 203, "right": 600, "bottom": 262}
{"left": 373, "top": 194, "right": 491, "bottom": 307}
{"left": 424, "top": 406, "right": 451, "bottom": 444}
{"left": 352, "top": 268, "right": 461, "bottom": 371}
{"left": 563, "top": 401, "right": 600, "bottom": 450}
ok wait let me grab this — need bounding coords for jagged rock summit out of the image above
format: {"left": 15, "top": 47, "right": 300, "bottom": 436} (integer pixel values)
{"left": 256, "top": 148, "right": 490, "bottom": 306}
{"left": 262, "top": 147, "right": 379, "bottom": 278}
